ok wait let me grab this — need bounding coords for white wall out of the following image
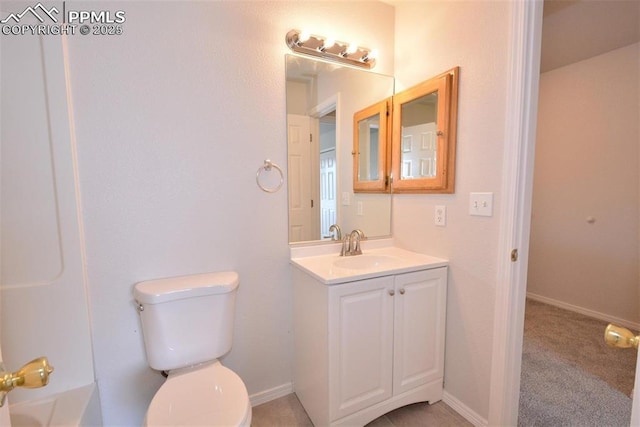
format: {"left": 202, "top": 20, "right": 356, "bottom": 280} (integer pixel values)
{"left": 528, "top": 43, "right": 640, "bottom": 324}
{"left": 285, "top": 80, "right": 309, "bottom": 116}
{"left": 65, "top": 1, "right": 394, "bottom": 425}
{"left": 393, "top": 1, "right": 511, "bottom": 420}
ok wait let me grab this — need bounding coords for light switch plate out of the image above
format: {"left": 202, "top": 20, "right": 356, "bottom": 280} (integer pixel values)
{"left": 469, "top": 192, "right": 493, "bottom": 217}
{"left": 341, "top": 192, "right": 350, "bottom": 206}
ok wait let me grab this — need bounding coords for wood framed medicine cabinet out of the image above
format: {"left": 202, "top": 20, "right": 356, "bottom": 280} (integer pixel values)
{"left": 353, "top": 97, "right": 391, "bottom": 193}
{"left": 352, "top": 67, "right": 459, "bottom": 194}
{"left": 391, "top": 67, "right": 459, "bottom": 194}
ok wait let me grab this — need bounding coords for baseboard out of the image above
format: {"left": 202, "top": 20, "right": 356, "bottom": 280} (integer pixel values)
{"left": 442, "top": 390, "right": 488, "bottom": 427}
{"left": 527, "top": 292, "right": 640, "bottom": 331}
{"left": 249, "top": 382, "right": 294, "bottom": 407}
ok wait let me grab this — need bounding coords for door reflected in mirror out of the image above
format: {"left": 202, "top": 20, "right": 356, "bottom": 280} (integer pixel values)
{"left": 286, "top": 55, "right": 394, "bottom": 244}
{"left": 319, "top": 110, "right": 337, "bottom": 240}
{"left": 400, "top": 92, "right": 438, "bottom": 179}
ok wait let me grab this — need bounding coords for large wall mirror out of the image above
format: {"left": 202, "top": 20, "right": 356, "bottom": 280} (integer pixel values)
{"left": 286, "top": 55, "right": 394, "bottom": 244}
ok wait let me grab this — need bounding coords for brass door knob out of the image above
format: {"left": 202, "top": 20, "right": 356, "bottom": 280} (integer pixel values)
{"left": 604, "top": 324, "right": 639, "bottom": 349}
{"left": 0, "top": 357, "right": 54, "bottom": 407}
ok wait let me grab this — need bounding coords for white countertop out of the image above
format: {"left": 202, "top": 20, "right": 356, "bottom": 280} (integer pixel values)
{"left": 290, "top": 242, "right": 448, "bottom": 285}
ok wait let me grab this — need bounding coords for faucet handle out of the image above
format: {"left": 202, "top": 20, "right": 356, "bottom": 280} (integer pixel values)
{"left": 349, "top": 229, "right": 364, "bottom": 256}
{"left": 353, "top": 244, "right": 362, "bottom": 256}
{"left": 340, "top": 235, "right": 350, "bottom": 256}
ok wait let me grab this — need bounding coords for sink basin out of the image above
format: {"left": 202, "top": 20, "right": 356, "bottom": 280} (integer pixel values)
{"left": 291, "top": 243, "right": 448, "bottom": 285}
{"left": 333, "top": 255, "right": 399, "bottom": 270}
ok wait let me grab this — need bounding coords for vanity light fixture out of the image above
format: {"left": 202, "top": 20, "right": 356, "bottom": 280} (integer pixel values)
{"left": 285, "top": 29, "right": 377, "bottom": 69}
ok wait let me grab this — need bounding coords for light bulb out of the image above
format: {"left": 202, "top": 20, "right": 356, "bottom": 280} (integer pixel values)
{"left": 346, "top": 43, "right": 358, "bottom": 55}
{"left": 323, "top": 37, "right": 335, "bottom": 49}
{"left": 298, "top": 30, "right": 311, "bottom": 44}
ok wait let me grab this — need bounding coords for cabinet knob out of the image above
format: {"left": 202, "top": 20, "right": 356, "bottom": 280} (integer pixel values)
{"left": 399, "top": 288, "right": 405, "bottom": 295}
{"left": 388, "top": 290, "right": 395, "bottom": 296}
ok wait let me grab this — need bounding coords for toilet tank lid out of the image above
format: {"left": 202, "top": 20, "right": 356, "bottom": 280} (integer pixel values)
{"left": 134, "top": 271, "right": 239, "bottom": 304}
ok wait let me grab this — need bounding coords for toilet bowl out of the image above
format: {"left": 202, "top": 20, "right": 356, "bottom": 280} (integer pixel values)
{"left": 134, "top": 271, "right": 251, "bottom": 426}
{"left": 145, "top": 361, "right": 251, "bottom": 427}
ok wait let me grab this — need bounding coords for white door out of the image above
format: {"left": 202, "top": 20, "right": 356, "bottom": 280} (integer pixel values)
{"left": 287, "top": 114, "right": 314, "bottom": 242}
{"left": 319, "top": 149, "right": 337, "bottom": 238}
{"left": 399, "top": 122, "right": 437, "bottom": 179}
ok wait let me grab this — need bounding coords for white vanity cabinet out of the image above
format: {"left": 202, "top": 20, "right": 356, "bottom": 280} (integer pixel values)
{"left": 292, "top": 265, "right": 447, "bottom": 427}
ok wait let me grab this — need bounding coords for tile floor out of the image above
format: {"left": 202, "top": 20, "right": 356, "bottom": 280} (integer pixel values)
{"left": 251, "top": 393, "right": 472, "bottom": 426}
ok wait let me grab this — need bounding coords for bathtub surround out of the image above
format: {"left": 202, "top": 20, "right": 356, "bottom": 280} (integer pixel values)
{"left": 1, "top": 26, "right": 98, "bottom": 411}
{"left": 8, "top": 384, "right": 101, "bottom": 427}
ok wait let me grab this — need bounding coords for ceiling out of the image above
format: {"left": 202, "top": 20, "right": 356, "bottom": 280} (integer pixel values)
{"left": 541, "top": 0, "right": 640, "bottom": 72}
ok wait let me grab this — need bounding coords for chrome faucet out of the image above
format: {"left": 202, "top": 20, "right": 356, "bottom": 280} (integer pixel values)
{"left": 329, "top": 224, "right": 342, "bottom": 241}
{"left": 340, "top": 229, "right": 367, "bottom": 256}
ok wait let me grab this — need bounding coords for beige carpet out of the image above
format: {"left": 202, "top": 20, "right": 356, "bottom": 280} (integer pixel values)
{"left": 523, "top": 298, "right": 636, "bottom": 396}
{"left": 519, "top": 299, "right": 636, "bottom": 426}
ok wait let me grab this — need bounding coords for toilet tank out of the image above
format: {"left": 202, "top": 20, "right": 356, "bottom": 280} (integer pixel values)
{"left": 134, "top": 271, "right": 239, "bottom": 371}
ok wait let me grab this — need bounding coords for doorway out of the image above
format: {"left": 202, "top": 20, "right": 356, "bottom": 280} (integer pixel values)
{"left": 519, "top": 1, "right": 640, "bottom": 424}
{"left": 318, "top": 111, "right": 337, "bottom": 239}
{"left": 310, "top": 95, "right": 339, "bottom": 241}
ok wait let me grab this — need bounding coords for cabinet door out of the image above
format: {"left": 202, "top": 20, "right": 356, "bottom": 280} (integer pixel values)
{"left": 329, "top": 276, "right": 394, "bottom": 421}
{"left": 393, "top": 268, "right": 447, "bottom": 395}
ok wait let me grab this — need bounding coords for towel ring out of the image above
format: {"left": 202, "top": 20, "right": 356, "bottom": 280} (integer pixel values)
{"left": 256, "top": 160, "right": 284, "bottom": 193}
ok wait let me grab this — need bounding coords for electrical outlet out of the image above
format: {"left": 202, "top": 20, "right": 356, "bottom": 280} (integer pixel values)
{"left": 357, "top": 201, "right": 364, "bottom": 216}
{"left": 435, "top": 205, "right": 446, "bottom": 226}
{"left": 469, "top": 192, "right": 493, "bottom": 216}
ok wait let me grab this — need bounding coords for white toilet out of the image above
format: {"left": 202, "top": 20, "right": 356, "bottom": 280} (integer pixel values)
{"left": 134, "top": 271, "right": 252, "bottom": 426}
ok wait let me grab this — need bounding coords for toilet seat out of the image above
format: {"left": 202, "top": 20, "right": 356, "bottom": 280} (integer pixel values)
{"left": 145, "top": 361, "right": 251, "bottom": 426}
